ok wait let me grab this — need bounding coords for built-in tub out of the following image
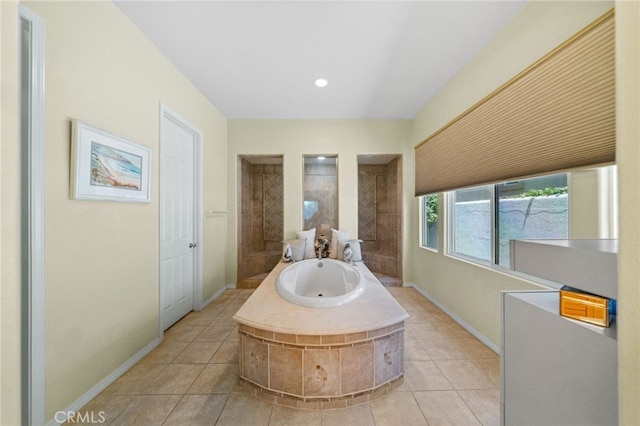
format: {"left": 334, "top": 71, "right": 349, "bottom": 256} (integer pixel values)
{"left": 233, "top": 261, "right": 409, "bottom": 409}
{"left": 276, "top": 259, "right": 365, "bottom": 308}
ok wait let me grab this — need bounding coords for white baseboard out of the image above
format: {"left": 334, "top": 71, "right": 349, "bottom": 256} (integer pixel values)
{"left": 199, "top": 284, "right": 235, "bottom": 309}
{"left": 46, "top": 336, "right": 162, "bottom": 426}
{"left": 48, "top": 284, "right": 239, "bottom": 425}
{"left": 403, "top": 282, "right": 500, "bottom": 354}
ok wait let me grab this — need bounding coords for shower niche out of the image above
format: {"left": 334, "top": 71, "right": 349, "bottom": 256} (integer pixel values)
{"left": 358, "top": 155, "right": 403, "bottom": 286}
{"left": 303, "top": 155, "right": 338, "bottom": 236}
{"left": 237, "top": 155, "right": 284, "bottom": 288}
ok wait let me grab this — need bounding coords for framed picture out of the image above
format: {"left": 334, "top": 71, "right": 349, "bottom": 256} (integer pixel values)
{"left": 70, "top": 120, "right": 151, "bottom": 202}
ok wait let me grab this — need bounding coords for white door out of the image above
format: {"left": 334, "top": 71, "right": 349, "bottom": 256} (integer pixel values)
{"left": 160, "top": 111, "right": 197, "bottom": 330}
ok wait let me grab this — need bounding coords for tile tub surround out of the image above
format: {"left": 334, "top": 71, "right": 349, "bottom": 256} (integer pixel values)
{"left": 233, "top": 261, "right": 409, "bottom": 406}
{"left": 238, "top": 323, "right": 405, "bottom": 406}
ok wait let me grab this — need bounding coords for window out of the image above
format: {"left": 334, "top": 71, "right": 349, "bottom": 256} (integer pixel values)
{"left": 449, "top": 174, "right": 569, "bottom": 267}
{"left": 451, "top": 186, "right": 493, "bottom": 262}
{"left": 421, "top": 194, "right": 438, "bottom": 250}
{"left": 496, "top": 174, "right": 568, "bottom": 266}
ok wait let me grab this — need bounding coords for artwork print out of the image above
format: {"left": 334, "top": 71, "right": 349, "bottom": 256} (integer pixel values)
{"left": 90, "top": 142, "right": 142, "bottom": 191}
{"left": 71, "top": 120, "right": 151, "bottom": 202}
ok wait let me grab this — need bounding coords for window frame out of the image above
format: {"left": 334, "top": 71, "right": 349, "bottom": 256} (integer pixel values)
{"left": 447, "top": 174, "right": 572, "bottom": 269}
{"left": 420, "top": 194, "right": 439, "bottom": 252}
{"left": 447, "top": 185, "right": 497, "bottom": 266}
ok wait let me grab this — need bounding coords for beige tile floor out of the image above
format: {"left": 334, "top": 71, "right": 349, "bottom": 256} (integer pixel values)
{"left": 75, "top": 287, "right": 500, "bottom": 425}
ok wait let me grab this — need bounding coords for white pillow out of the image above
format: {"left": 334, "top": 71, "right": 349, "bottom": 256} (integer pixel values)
{"left": 283, "top": 239, "right": 306, "bottom": 262}
{"left": 296, "top": 228, "right": 316, "bottom": 259}
{"left": 329, "top": 228, "right": 350, "bottom": 259}
{"left": 338, "top": 239, "right": 363, "bottom": 262}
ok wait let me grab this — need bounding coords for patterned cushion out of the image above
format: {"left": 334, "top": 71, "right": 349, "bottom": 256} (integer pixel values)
{"left": 283, "top": 239, "right": 306, "bottom": 262}
{"left": 315, "top": 235, "right": 330, "bottom": 258}
{"left": 338, "top": 239, "right": 363, "bottom": 262}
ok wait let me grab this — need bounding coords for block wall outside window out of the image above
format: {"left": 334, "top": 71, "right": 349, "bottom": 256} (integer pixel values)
{"left": 451, "top": 186, "right": 493, "bottom": 262}
{"left": 496, "top": 174, "right": 568, "bottom": 266}
{"left": 448, "top": 174, "right": 569, "bottom": 267}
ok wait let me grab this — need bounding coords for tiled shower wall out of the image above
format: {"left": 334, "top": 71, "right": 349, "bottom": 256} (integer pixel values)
{"left": 238, "top": 158, "right": 283, "bottom": 283}
{"left": 358, "top": 157, "right": 402, "bottom": 279}
{"left": 303, "top": 162, "right": 338, "bottom": 236}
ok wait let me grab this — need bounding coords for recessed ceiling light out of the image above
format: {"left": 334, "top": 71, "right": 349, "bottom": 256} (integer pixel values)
{"left": 317, "top": 156, "right": 326, "bottom": 160}
{"left": 314, "top": 78, "right": 328, "bottom": 88}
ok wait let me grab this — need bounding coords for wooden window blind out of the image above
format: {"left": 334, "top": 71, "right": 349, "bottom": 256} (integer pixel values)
{"left": 414, "top": 9, "right": 615, "bottom": 196}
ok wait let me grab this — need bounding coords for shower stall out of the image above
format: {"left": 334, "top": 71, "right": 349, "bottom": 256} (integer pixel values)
{"left": 358, "top": 155, "right": 403, "bottom": 286}
{"left": 237, "top": 155, "right": 284, "bottom": 288}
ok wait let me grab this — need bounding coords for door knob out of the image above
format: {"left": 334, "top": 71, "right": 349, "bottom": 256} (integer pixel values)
{"left": 189, "top": 243, "right": 197, "bottom": 248}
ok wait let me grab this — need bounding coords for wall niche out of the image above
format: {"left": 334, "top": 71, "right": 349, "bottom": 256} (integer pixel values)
{"left": 303, "top": 155, "right": 338, "bottom": 237}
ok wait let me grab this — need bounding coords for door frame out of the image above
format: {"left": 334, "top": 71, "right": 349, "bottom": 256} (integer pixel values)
{"left": 19, "top": 4, "right": 46, "bottom": 425}
{"left": 158, "top": 104, "right": 204, "bottom": 335}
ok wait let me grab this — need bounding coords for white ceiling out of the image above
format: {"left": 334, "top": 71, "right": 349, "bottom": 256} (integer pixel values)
{"left": 115, "top": 1, "right": 527, "bottom": 120}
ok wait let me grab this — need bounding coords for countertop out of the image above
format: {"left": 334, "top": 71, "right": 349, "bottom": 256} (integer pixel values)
{"left": 233, "top": 261, "right": 409, "bottom": 335}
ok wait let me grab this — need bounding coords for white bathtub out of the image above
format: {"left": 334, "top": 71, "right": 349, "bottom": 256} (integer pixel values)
{"left": 275, "top": 258, "right": 365, "bottom": 308}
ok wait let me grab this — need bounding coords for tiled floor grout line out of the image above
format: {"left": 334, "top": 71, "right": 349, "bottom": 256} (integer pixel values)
{"left": 455, "top": 389, "right": 484, "bottom": 426}
{"left": 209, "top": 395, "right": 231, "bottom": 426}
{"left": 75, "top": 288, "right": 500, "bottom": 425}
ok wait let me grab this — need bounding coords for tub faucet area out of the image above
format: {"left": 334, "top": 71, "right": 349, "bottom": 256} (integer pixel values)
{"left": 276, "top": 258, "right": 363, "bottom": 308}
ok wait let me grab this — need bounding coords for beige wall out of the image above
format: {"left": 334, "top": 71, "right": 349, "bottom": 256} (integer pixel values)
{"left": 615, "top": 1, "right": 640, "bottom": 423}
{"left": 570, "top": 167, "right": 618, "bottom": 239}
{"left": 2, "top": 1, "right": 228, "bottom": 421}
{"left": 1, "top": 1, "right": 22, "bottom": 424}
{"left": 227, "top": 120, "right": 411, "bottom": 284}
{"left": 2, "top": 0, "right": 637, "bottom": 424}
{"left": 408, "top": 0, "right": 640, "bottom": 422}
{"left": 407, "top": 0, "right": 615, "bottom": 349}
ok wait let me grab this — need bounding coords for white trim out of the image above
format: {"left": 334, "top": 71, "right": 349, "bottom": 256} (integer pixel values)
{"left": 159, "top": 104, "right": 204, "bottom": 328}
{"left": 418, "top": 194, "right": 439, "bottom": 252}
{"left": 19, "top": 5, "right": 46, "bottom": 425}
{"left": 598, "top": 165, "right": 618, "bottom": 238}
{"left": 403, "top": 282, "right": 501, "bottom": 354}
{"left": 609, "top": 165, "right": 618, "bottom": 238}
{"left": 45, "top": 337, "right": 162, "bottom": 426}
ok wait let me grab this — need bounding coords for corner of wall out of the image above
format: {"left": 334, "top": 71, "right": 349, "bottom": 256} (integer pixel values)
{"left": 615, "top": 1, "right": 640, "bottom": 423}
